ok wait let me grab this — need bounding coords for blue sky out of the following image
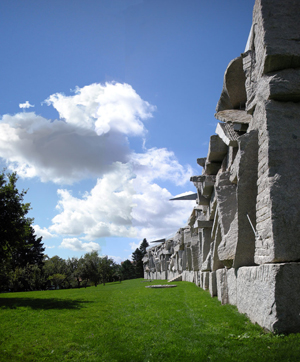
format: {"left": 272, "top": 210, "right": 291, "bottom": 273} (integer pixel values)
{"left": 0, "top": 0, "right": 254, "bottom": 263}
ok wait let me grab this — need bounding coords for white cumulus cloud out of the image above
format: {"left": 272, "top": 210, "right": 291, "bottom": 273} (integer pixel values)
{"left": 50, "top": 162, "right": 137, "bottom": 239}
{"left": 0, "top": 82, "right": 155, "bottom": 184}
{"left": 59, "top": 238, "right": 101, "bottom": 252}
{"left": 0, "top": 82, "right": 196, "bottom": 245}
{"left": 33, "top": 225, "right": 56, "bottom": 239}
{"left": 45, "top": 82, "right": 155, "bottom": 136}
{"left": 49, "top": 147, "right": 195, "bottom": 242}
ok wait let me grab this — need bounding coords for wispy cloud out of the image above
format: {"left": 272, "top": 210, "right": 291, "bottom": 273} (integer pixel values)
{"left": 19, "top": 101, "right": 34, "bottom": 109}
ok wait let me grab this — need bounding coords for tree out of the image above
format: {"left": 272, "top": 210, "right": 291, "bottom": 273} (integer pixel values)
{"left": 43, "top": 255, "right": 67, "bottom": 289}
{"left": 132, "top": 248, "right": 144, "bottom": 278}
{"left": 131, "top": 239, "right": 149, "bottom": 278}
{"left": 121, "top": 259, "right": 136, "bottom": 280}
{"left": 83, "top": 251, "right": 101, "bottom": 287}
{"left": 11, "top": 226, "right": 45, "bottom": 269}
{"left": 0, "top": 170, "right": 45, "bottom": 292}
{"left": 98, "top": 256, "right": 114, "bottom": 286}
{"left": 140, "top": 238, "right": 149, "bottom": 256}
{"left": 0, "top": 171, "right": 33, "bottom": 263}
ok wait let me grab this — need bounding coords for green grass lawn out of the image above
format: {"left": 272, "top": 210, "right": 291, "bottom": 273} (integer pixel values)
{"left": 0, "top": 279, "right": 300, "bottom": 362}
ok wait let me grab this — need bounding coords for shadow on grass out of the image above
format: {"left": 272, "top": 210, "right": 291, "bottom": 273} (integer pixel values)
{"left": 0, "top": 297, "right": 93, "bottom": 310}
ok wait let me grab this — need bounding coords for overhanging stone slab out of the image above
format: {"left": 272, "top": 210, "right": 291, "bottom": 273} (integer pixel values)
{"left": 197, "top": 220, "right": 213, "bottom": 228}
{"left": 215, "top": 109, "right": 252, "bottom": 124}
{"left": 215, "top": 123, "right": 239, "bottom": 147}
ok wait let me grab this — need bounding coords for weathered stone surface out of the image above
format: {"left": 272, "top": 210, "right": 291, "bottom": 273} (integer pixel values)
{"left": 144, "top": 0, "right": 300, "bottom": 333}
{"left": 197, "top": 220, "right": 213, "bottom": 228}
{"left": 255, "top": 0, "right": 300, "bottom": 74}
{"left": 216, "top": 56, "right": 247, "bottom": 112}
{"left": 204, "top": 161, "right": 222, "bottom": 175}
{"left": 243, "top": 0, "right": 300, "bottom": 112}
{"left": 254, "top": 101, "right": 300, "bottom": 264}
{"left": 191, "top": 241, "right": 200, "bottom": 271}
{"left": 202, "top": 271, "right": 209, "bottom": 290}
{"left": 194, "top": 271, "right": 200, "bottom": 287}
{"left": 211, "top": 226, "right": 224, "bottom": 271}
{"left": 216, "top": 268, "right": 228, "bottom": 304}
{"left": 201, "top": 249, "right": 211, "bottom": 272}
{"left": 209, "top": 271, "right": 217, "bottom": 297}
{"left": 215, "top": 172, "right": 237, "bottom": 237}
{"left": 160, "top": 271, "right": 167, "bottom": 279}
{"left": 218, "top": 214, "right": 237, "bottom": 268}
{"left": 182, "top": 271, "right": 194, "bottom": 283}
{"left": 227, "top": 268, "right": 237, "bottom": 305}
{"left": 197, "top": 194, "right": 210, "bottom": 206}
{"left": 234, "top": 130, "right": 258, "bottom": 268}
{"left": 215, "top": 123, "right": 239, "bottom": 147}
{"left": 197, "top": 157, "right": 206, "bottom": 167}
{"left": 237, "top": 263, "right": 300, "bottom": 333}
{"left": 215, "top": 109, "right": 252, "bottom": 124}
{"left": 207, "top": 135, "right": 228, "bottom": 162}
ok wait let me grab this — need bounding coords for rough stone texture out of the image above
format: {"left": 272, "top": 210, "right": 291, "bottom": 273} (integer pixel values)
{"left": 244, "top": 0, "right": 300, "bottom": 112}
{"left": 191, "top": 241, "right": 200, "bottom": 271}
{"left": 255, "top": 0, "right": 300, "bottom": 75}
{"left": 215, "top": 110, "right": 252, "bottom": 124}
{"left": 215, "top": 123, "right": 239, "bottom": 147}
{"left": 237, "top": 263, "right": 300, "bottom": 333}
{"left": 207, "top": 135, "right": 228, "bottom": 162}
{"left": 199, "top": 272, "right": 203, "bottom": 288}
{"left": 194, "top": 271, "right": 200, "bottom": 287}
{"left": 216, "top": 269, "right": 228, "bottom": 304}
{"left": 233, "top": 130, "right": 258, "bottom": 268}
{"left": 209, "top": 271, "right": 217, "bottom": 297}
{"left": 204, "top": 161, "right": 222, "bottom": 175}
{"left": 202, "top": 271, "right": 209, "bottom": 290}
{"left": 216, "top": 56, "right": 247, "bottom": 112}
{"left": 197, "top": 157, "right": 206, "bottom": 167}
{"left": 160, "top": 271, "right": 167, "bottom": 280}
{"left": 215, "top": 172, "right": 237, "bottom": 238}
{"left": 226, "top": 268, "right": 237, "bottom": 305}
{"left": 201, "top": 250, "right": 211, "bottom": 272}
{"left": 182, "top": 271, "right": 194, "bottom": 283}
{"left": 254, "top": 101, "right": 300, "bottom": 264}
{"left": 144, "top": 0, "right": 300, "bottom": 333}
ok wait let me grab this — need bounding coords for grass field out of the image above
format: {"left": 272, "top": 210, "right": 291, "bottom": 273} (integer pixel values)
{"left": 0, "top": 279, "right": 300, "bottom": 362}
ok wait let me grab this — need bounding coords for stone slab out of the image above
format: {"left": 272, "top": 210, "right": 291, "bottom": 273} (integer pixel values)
{"left": 209, "top": 271, "right": 217, "bottom": 297}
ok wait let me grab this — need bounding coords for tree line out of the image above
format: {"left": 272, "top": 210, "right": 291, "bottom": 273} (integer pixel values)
{"left": 0, "top": 170, "right": 149, "bottom": 293}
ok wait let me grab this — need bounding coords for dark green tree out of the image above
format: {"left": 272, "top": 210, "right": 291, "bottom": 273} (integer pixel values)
{"left": 99, "top": 256, "right": 115, "bottom": 286}
{"left": 131, "top": 239, "right": 149, "bottom": 278}
{"left": 11, "top": 226, "right": 45, "bottom": 269}
{"left": 140, "top": 238, "right": 149, "bottom": 256}
{"left": 132, "top": 248, "right": 144, "bottom": 278}
{"left": 0, "top": 171, "right": 45, "bottom": 291}
{"left": 83, "top": 251, "right": 101, "bottom": 287}
{"left": 121, "top": 259, "right": 136, "bottom": 280}
{"left": 0, "top": 171, "right": 33, "bottom": 263}
{"left": 43, "top": 255, "right": 67, "bottom": 289}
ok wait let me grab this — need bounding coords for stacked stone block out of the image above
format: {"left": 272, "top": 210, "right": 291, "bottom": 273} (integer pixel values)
{"left": 143, "top": 0, "right": 300, "bottom": 333}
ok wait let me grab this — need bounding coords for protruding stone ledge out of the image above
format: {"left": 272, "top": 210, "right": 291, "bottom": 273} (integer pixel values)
{"left": 197, "top": 220, "right": 213, "bottom": 228}
{"left": 215, "top": 109, "right": 252, "bottom": 124}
